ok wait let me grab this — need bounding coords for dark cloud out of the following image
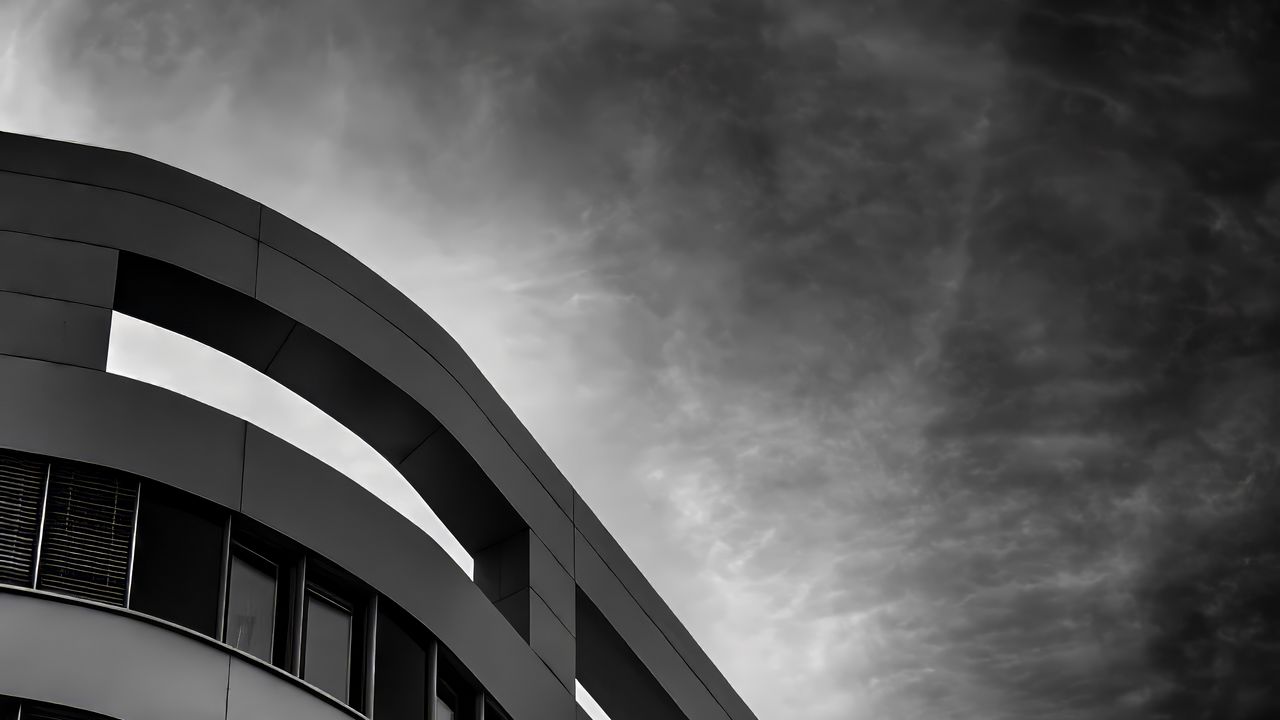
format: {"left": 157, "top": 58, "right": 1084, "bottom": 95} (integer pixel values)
{"left": 5, "top": 1, "right": 1280, "bottom": 718}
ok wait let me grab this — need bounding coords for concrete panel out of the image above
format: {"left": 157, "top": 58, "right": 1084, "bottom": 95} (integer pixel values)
{"left": 0, "top": 131, "right": 260, "bottom": 238}
{"left": 240, "top": 427, "right": 573, "bottom": 720}
{"left": 227, "top": 657, "right": 355, "bottom": 720}
{"left": 575, "top": 498, "right": 755, "bottom": 720}
{"left": 0, "top": 291, "right": 111, "bottom": 369}
{"left": 0, "top": 591, "right": 229, "bottom": 720}
{"left": 0, "top": 171, "right": 256, "bottom": 294}
{"left": 259, "top": 209, "right": 575, "bottom": 518}
{"left": 0, "top": 231, "right": 117, "bottom": 307}
{"left": 575, "top": 532, "right": 730, "bottom": 720}
{"left": 0, "top": 355, "right": 244, "bottom": 508}
{"left": 256, "top": 245, "right": 573, "bottom": 569}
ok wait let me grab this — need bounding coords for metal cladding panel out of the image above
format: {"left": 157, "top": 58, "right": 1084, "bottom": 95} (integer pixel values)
{"left": 254, "top": 245, "right": 574, "bottom": 570}
{"left": 0, "top": 291, "right": 111, "bottom": 370}
{"left": 0, "top": 355, "right": 244, "bottom": 510}
{"left": 0, "top": 232, "right": 118, "bottom": 308}
{"left": 227, "top": 658, "right": 353, "bottom": 720}
{"left": 258, "top": 209, "right": 575, "bottom": 517}
{"left": 575, "top": 532, "right": 730, "bottom": 720}
{"left": 0, "top": 171, "right": 256, "bottom": 295}
{"left": 529, "top": 531, "right": 576, "bottom": 637}
{"left": 0, "top": 131, "right": 260, "bottom": 238}
{"left": 575, "top": 497, "right": 756, "bottom": 720}
{"left": 240, "top": 426, "right": 574, "bottom": 720}
{"left": 0, "top": 592, "right": 229, "bottom": 720}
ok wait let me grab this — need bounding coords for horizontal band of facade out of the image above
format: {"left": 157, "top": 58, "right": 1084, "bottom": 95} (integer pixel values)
{"left": 0, "top": 589, "right": 358, "bottom": 720}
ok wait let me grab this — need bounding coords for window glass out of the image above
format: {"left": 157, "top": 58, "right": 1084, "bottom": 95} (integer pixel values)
{"left": 372, "top": 608, "right": 426, "bottom": 720}
{"left": 226, "top": 552, "right": 277, "bottom": 662}
{"left": 303, "top": 590, "right": 353, "bottom": 703}
{"left": 130, "top": 485, "right": 224, "bottom": 636}
{"left": 435, "top": 697, "right": 455, "bottom": 720}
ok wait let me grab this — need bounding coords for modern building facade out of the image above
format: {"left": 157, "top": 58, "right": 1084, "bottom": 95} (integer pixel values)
{"left": 0, "top": 131, "right": 758, "bottom": 720}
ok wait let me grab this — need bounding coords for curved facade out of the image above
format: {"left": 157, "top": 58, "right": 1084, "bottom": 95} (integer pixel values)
{"left": 0, "top": 131, "right": 758, "bottom": 720}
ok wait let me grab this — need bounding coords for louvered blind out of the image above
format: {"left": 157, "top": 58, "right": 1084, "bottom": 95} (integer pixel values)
{"left": 0, "top": 450, "right": 46, "bottom": 587}
{"left": 35, "top": 463, "right": 137, "bottom": 606}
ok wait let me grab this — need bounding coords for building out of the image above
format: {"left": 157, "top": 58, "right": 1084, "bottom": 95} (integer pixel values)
{"left": 0, "top": 131, "right": 758, "bottom": 720}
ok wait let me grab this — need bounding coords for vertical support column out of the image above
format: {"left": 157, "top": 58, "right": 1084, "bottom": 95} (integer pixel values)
{"left": 474, "top": 529, "right": 576, "bottom": 693}
{"left": 291, "top": 555, "right": 308, "bottom": 675}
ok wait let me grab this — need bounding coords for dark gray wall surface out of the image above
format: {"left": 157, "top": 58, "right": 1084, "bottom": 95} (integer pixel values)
{"left": 0, "top": 354, "right": 244, "bottom": 508}
{"left": 0, "top": 290, "right": 111, "bottom": 369}
{"left": 0, "top": 129, "right": 757, "bottom": 720}
{"left": 0, "top": 231, "right": 117, "bottom": 307}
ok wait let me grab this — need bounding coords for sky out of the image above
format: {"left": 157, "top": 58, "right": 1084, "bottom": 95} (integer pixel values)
{"left": 3, "top": 2, "right": 1280, "bottom": 719}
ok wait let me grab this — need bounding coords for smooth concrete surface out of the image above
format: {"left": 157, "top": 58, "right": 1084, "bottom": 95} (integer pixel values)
{"left": 0, "top": 591, "right": 229, "bottom": 720}
{"left": 0, "top": 130, "right": 758, "bottom": 720}
{"left": 0, "top": 290, "right": 111, "bottom": 369}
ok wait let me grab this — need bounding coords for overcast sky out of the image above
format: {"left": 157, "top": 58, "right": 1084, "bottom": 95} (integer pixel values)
{"left": 4, "top": 2, "right": 1280, "bottom": 719}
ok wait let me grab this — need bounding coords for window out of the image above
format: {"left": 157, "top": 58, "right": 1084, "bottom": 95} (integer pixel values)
{"left": 129, "top": 484, "right": 226, "bottom": 636}
{"left": 303, "top": 587, "right": 354, "bottom": 703}
{"left": 0, "top": 451, "right": 45, "bottom": 588}
{"left": 225, "top": 548, "right": 279, "bottom": 663}
{"left": 434, "top": 685, "right": 457, "bottom": 720}
{"left": 373, "top": 606, "right": 427, "bottom": 720}
{"left": 35, "top": 462, "right": 138, "bottom": 607}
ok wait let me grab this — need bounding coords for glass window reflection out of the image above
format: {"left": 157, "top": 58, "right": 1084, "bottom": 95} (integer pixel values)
{"left": 225, "top": 552, "right": 277, "bottom": 663}
{"left": 303, "top": 590, "right": 353, "bottom": 703}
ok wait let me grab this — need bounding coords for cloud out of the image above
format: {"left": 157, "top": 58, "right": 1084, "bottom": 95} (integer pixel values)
{"left": 6, "top": 2, "right": 1280, "bottom": 720}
